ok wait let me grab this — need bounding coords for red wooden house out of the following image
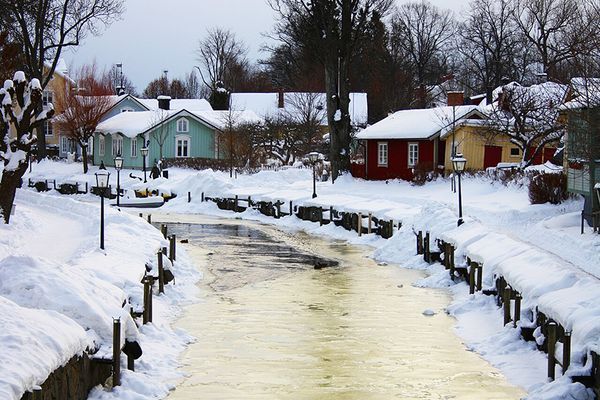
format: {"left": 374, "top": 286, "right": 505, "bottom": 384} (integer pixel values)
{"left": 353, "top": 105, "right": 481, "bottom": 180}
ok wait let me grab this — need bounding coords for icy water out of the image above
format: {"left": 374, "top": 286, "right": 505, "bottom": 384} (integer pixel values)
{"left": 161, "top": 215, "right": 525, "bottom": 399}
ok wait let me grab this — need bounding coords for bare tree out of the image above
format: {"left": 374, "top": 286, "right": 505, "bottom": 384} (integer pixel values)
{"left": 511, "top": 0, "right": 598, "bottom": 80}
{"left": 0, "top": 0, "right": 124, "bottom": 158}
{"left": 104, "top": 64, "right": 137, "bottom": 96}
{"left": 285, "top": 92, "right": 326, "bottom": 155}
{"left": 54, "top": 63, "right": 114, "bottom": 173}
{"left": 269, "top": 0, "right": 393, "bottom": 181}
{"left": 459, "top": 0, "right": 520, "bottom": 103}
{"left": 195, "top": 28, "right": 248, "bottom": 103}
{"left": 148, "top": 109, "right": 171, "bottom": 161}
{"left": 390, "top": 1, "right": 455, "bottom": 107}
{"left": 142, "top": 75, "right": 169, "bottom": 99}
{"left": 184, "top": 69, "right": 202, "bottom": 99}
{"left": 484, "top": 82, "right": 568, "bottom": 167}
{"left": 0, "top": 72, "right": 54, "bottom": 223}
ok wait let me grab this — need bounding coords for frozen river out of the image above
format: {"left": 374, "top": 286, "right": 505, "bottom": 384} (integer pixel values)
{"left": 162, "top": 215, "right": 525, "bottom": 399}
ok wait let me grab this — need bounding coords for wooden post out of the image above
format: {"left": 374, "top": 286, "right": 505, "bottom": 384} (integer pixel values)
{"left": 358, "top": 213, "right": 362, "bottom": 236}
{"left": 469, "top": 262, "right": 476, "bottom": 295}
{"left": 32, "top": 389, "right": 42, "bottom": 400}
{"left": 162, "top": 246, "right": 167, "bottom": 256}
{"left": 172, "top": 234, "right": 176, "bottom": 261}
{"left": 147, "top": 214, "right": 151, "bottom": 224}
{"left": 330, "top": 206, "right": 334, "bottom": 224}
{"left": 113, "top": 318, "right": 121, "bottom": 387}
{"left": 234, "top": 195, "right": 239, "bottom": 212}
{"left": 187, "top": 192, "right": 191, "bottom": 203}
{"left": 127, "top": 353, "right": 135, "bottom": 371}
{"left": 476, "top": 265, "right": 483, "bottom": 291}
{"left": 139, "top": 213, "right": 143, "bottom": 218}
{"left": 290, "top": 201, "right": 293, "bottom": 216}
{"left": 143, "top": 278, "right": 151, "bottom": 324}
{"left": 424, "top": 232, "right": 430, "bottom": 263}
{"left": 563, "top": 331, "right": 571, "bottom": 373}
{"left": 514, "top": 293, "right": 521, "bottom": 328}
{"left": 319, "top": 208, "right": 323, "bottom": 226}
{"left": 161, "top": 224, "right": 167, "bottom": 239}
{"left": 158, "top": 251, "right": 165, "bottom": 294}
{"left": 417, "top": 231, "right": 423, "bottom": 254}
{"left": 367, "top": 213, "right": 372, "bottom": 234}
{"left": 503, "top": 287, "right": 512, "bottom": 326}
{"left": 548, "top": 321, "right": 557, "bottom": 380}
{"left": 201, "top": 192, "right": 205, "bottom": 202}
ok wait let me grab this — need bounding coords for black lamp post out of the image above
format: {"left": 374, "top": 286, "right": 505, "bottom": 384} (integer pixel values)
{"left": 307, "top": 152, "right": 320, "bottom": 199}
{"left": 95, "top": 169, "right": 111, "bottom": 250}
{"left": 114, "top": 155, "right": 123, "bottom": 207}
{"left": 452, "top": 153, "right": 467, "bottom": 226}
{"left": 141, "top": 146, "right": 149, "bottom": 183}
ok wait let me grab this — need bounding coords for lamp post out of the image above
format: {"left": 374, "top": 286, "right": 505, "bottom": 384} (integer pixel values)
{"left": 452, "top": 153, "right": 467, "bottom": 227}
{"left": 307, "top": 152, "right": 320, "bottom": 199}
{"left": 140, "top": 146, "right": 149, "bottom": 183}
{"left": 95, "top": 169, "right": 111, "bottom": 250}
{"left": 114, "top": 155, "right": 123, "bottom": 207}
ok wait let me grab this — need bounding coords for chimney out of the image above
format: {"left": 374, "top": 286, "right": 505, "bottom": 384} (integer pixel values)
{"left": 278, "top": 89, "right": 284, "bottom": 108}
{"left": 447, "top": 91, "right": 464, "bottom": 107}
{"left": 157, "top": 95, "right": 171, "bottom": 110}
{"left": 414, "top": 84, "right": 426, "bottom": 108}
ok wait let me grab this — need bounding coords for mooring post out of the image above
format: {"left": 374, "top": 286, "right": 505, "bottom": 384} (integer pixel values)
{"left": 147, "top": 214, "right": 152, "bottom": 224}
{"left": 476, "top": 264, "right": 483, "bottom": 291}
{"left": 514, "top": 293, "right": 522, "bottom": 328}
{"left": 548, "top": 321, "right": 557, "bottom": 380}
{"left": 187, "top": 191, "right": 191, "bottom": 203}
{"left": 113, "top": 318, "right": 121, "bottom": 387}
{"left": 358, "top": 213, "right": 362, "bottom": 237}
{"left": 503, "top": 287, "right": 512, "bottom": 326}
{"left": 424, "top": 232, "right": 430, "bottom": 263}
{"left": 563, "top": 331, "right": 571, "bottom": 373}
{"left": 367, "top": 213, "right": 372, "bottom": 234}
{"left": 158, "top": 251, "right": 165, "bottom": 294}
{"left": 469, "top": 262, "right": 476, "bottom": 295}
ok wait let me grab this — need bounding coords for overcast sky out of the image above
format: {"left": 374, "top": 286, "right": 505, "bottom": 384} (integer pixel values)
{"left": 65, "top": 0, "right": 471, "bottom": 93}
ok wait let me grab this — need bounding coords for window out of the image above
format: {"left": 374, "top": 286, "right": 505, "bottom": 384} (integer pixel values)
{"left": 377, "top": 142, "right": 388, "bottom": 166}
{"left": 176, "top": 135, "right": 190, "bottom": 158}
{"left": 112, "top": 136, "right": 123, "bottom": 156}
{"left": 177, "top": 118, "right": 189, "bottom": 133}
{"left": 43, "top": 121, "right": 53, "bottom": 136}
{"left": 99, "top": 136, "right": 105, "bottom": 156}
{"left": 130, "top": 137, "right": 138, "bottom": 157}
{"left": 87, "top": 137, "right": 93, "bottom": 156}
{"left": 60, "top": 136, "right": 69, "bottom": 154}
{"left": 42, "top": 90, "right": 53, "bottom": 107}
{"left": 408, "top": 143, "right": 419, "bottom": 167}
{"left": 121, "top": 107, "right": 134, "bottom": 113}
{"left": 510, "top": 147, "right": 520, "bottom": 156}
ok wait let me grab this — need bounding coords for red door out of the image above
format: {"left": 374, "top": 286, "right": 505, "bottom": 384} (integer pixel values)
{"left": 483, "top": 145, "right": 503, "bottom": 169}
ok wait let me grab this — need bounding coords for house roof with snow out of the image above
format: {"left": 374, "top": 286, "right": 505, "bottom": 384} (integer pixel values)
{"left": 96, "top": 109, "right": 261, "bottom": 138}
{"left": 561, "top": 78, "right": 600, "bottom": 110}
{"left": 137, "top": 98, "right": 213, "bottom": 111}
{"left": 355, "top": 105, "right": 480, "bottom": 140}
{"left": 230, "top": 92, "right": 368, "bottom": 126}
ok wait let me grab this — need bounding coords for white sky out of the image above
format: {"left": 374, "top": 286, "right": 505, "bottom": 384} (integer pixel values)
{"left": 65, "top": 0, "right": 471, "bottom": 93}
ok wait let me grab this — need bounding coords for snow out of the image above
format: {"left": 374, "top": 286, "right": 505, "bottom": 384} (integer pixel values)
{"left": 355, "top": 105, "right": 479, "bottom": 140}
{"left": 5, "top": 159, "right": 600, "bottom": 399}
{"left": 13, "top": 71, "right": 25, "bottom": 83}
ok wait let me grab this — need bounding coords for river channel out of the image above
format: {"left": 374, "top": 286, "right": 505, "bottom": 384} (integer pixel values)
{"left": 160, "top": 215, "right": 525, "bottom": 399}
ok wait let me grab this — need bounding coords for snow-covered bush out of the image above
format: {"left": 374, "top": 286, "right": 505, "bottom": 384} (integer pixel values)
{"left": 528, "top": 172, "right": 570, "bottom": 204}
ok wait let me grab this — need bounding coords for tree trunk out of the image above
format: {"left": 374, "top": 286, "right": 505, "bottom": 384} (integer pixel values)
{"left": 325, "top": 65, "right": 341, "bottom": 181}
{"left": 35, "top": 102, "right": 47, "bottom": 159}
{"left": 81, "top": 144, "right": 89, "bottom": 174}
{"left": 0, "top": 160, "right": 28, "bottom": 224}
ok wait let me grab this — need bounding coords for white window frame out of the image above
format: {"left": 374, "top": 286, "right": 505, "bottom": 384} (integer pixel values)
{"left": 44, "top": 121, "right": 53, "bottom": 137}
{"left": 177, "top": 118, "right": 189, "bottom": 133}
{"left": 112, "top": 136, "right": 123, "bottom": 157}
{"left": 60, "top": 136, "right": 69, "bottom": 154}
{"left": 130, "top": 137, "right": 138, "bottom": 158}
{"left": 99, "top": 136, "right": 105, "bottom": 157}
{"left": 377, "top": 141, "right": 388, "bottom": 167}
{"left": 408, "top": 142, "right": 419, "bottom": 167}
{"left": 175, "top": 135, "right": 191, "bottom": 158}
{"left": 42, "top": 90, "right": 53, "bottom": 107}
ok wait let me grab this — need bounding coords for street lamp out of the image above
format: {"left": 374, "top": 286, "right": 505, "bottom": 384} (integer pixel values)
{"left": 307, "top": 152, "right": 320, "bottom": 199}
{"left": 452, "top": 153, "right": 467, "bottom": 227}
{"left": 140, "top": 145, "right": 149, "bottom": 183}
{"left": 114, "top": 155, "right": 123, "bottom": 207}
{"left": 95, "top": 169, "right": 111, "bottom": 250}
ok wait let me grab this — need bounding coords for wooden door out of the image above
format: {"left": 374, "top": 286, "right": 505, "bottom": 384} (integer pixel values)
{"left": 483, "top": 145, "right": 503, "bottom": 169}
